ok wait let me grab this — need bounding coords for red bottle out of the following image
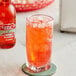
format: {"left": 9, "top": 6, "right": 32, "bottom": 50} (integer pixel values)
{"left": 0, "top": 0, "right": 16, "bottom": 49}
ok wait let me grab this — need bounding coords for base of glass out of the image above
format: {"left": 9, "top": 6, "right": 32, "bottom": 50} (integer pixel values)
{"left": 22, "top": 63, "right": 57, "bottom": 76}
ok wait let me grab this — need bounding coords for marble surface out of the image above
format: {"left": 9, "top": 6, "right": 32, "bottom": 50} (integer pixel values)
{"left": 1, "top": 0, "right": 76, "bottom": 76}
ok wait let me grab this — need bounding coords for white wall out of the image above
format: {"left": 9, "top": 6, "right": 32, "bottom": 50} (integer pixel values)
{"left": 17, "top": 0, "right": 59, "bottom": 25}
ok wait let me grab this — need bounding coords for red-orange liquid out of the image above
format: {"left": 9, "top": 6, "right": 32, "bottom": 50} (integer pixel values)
{"left": 26, "top": 24, "right": 53, "bottom": 67}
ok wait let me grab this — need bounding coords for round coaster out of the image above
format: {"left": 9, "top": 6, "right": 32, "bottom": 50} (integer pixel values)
{"left": 22, "top": 63, "right": 57, "bottom": 76}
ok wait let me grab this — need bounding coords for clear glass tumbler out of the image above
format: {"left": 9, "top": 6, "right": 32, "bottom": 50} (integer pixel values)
{"left": 26, "top": 14, "right": 53, "bottom": 72}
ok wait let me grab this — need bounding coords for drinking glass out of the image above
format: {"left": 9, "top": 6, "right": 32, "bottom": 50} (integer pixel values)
{"left": 25, "top": 14, "right": 53, "bottom": 72}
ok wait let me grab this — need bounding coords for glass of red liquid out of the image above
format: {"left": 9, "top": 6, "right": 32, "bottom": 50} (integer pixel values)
{"left": 25, "top": 14, "right": 53, "bottom": 72}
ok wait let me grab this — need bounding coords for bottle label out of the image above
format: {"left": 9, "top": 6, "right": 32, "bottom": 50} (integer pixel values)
{"left": 0, "top": 23, "right": 16, "bottom": 41}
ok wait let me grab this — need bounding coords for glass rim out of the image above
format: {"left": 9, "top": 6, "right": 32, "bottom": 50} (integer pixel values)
{"left": 26, "top": 14, "right": 54, "bottom": 23}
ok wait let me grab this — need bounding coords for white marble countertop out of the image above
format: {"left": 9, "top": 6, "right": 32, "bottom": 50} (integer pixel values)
{"left": 0, "top": 0, "right": 76, "bottom": 76}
